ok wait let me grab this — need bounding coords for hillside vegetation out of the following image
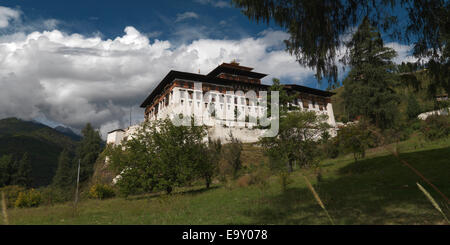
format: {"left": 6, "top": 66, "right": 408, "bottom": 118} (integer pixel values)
{"left": 0, "top": 118, "right": 79, "bottom": 186}
{"left": 332, "top": 69, "right": 446, "bottom": 123}
{"left": 2, "top": 136, "right": 449, "bottom": 225}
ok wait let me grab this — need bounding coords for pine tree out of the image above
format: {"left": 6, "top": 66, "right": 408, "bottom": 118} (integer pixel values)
{"left": 406, "top": 95, "right": 422, "bottom": 120}
{"left": 342, "top": 17, "right": 400, "bottom": 129}
{"left": 0, "top": 155, "right": 13, "bottom": 187}
{"left": 76, "top": 123, "right": 103, "bottom": 183}
{"left": 232, "top": 0, "right": 448, "bottom": 88}
{"left": 52, "top": 149, "right": 74, "bottom": 189}
{"left": 12, "top": 152, "right": 32, "bottom": 188}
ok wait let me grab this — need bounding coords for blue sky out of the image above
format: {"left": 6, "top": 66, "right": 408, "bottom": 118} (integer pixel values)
{"left": 0, "top": 1, "right": 418, "bottom": 136}
{"left": 2, "top": 0, "right": 280, "bottom": 42}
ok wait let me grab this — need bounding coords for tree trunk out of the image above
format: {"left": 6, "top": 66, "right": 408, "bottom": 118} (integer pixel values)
{"left": 205, "top": 175, "right": 211, "bottom": 189}
{"left": 287, "top": 159, "right": 293, "bottom": 173}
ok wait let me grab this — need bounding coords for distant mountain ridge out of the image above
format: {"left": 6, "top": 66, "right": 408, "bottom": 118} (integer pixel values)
{"left": 0, "top": 117, "right": 80, "bottom": 187}
{"left": 54, "top": 125, "right": 82, "bottom": 141}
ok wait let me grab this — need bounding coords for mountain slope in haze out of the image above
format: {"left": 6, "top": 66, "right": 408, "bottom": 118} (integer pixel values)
{"left": 0, "top": 118, "right": 80, "bottom": 187}
{"left": 54, "top": 126, "right": 82, "bottom": 141}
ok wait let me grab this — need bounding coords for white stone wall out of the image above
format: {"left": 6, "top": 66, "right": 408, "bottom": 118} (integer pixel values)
{"left": 162, "top": 85, "right": 265, "bottom": 127}
{"left": 106, "top": 130, "right": 125, "bottom": 146}
{"left": 148, "top": 83, "right": 336, "bottom": 127}
{"left": 207, "top": 126, "right": 267, "bottom": 143}
{"left": 108, "top": 82, "right": 338, "bottom": 145}
{"left": 418, "top": 107, "right": 450, "bottom": 120}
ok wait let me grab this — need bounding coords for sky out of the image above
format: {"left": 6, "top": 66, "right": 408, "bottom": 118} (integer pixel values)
{"left": 0, "top": 0, "right": 418, "bottom": 138}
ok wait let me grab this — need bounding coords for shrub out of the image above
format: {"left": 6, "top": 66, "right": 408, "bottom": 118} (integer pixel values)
{"left": 236, "top": 174, "right": 251, "bottom": 187}
{"left": 88, "top": 184, "right": 116, "bottom": 200}
{"left": 421, "top": 115, "right": 450, "bottom": 141}
{"left": 222, "top": 134, "right": 243, "bottom": 179}
{"left": 0, "top": 185, "right": 26, "bottom": 208}
{"left": 40, "top": 186, "right": 72, "bottom": 205}
{"left": 410, "top": 119, "right": 422, "bottom": 131}
{"left": 248, "top": 166, "right": 271, "bottom": 188}
{"left": 278, "top": 172, "right": 292, "bottom": 192}
{"left": 338, "top": 121, "right": 379, "bottom": 162}
{"left": 235, "top": 163, "right": 271, "bottom": 189}
{"left": 15, "top": 189, "right": 42, "bottom": 208}
{"left": 322, "top": 138, "right": 340, "bottom": 159}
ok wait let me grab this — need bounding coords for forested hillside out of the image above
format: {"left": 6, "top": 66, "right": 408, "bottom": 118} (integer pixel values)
{"left": 0, "top": 118, "right": 79, "bottom": 186}
{"left": 331, "top": 67, "right": 447, "bottom": 123}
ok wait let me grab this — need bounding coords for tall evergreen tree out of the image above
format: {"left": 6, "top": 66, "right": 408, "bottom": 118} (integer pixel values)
{"left": 52, "top": 149, "right": 74, "bottom": 189}
{"left": 0, "top": 155, "right": 13, "bottom": 187}
{"left": 342, "top": 17, "right": 400, "bottom": 129}
{"left": 12, "top": 152, "right": 32, "bottom": 188}
{"left": 232, "top": 0, "right": 449, "bottom": 88}
{"left": 76, "top": 123, "right": 103, "bottom": 183}
{"left": 406, "top": 95, "right": 422, "bottom": 120}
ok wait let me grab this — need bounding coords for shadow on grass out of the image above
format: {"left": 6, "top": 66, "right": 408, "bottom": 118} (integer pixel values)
{"left": 242, "top": 147, "right": 450, "bottom": 225}
{"left": 125, "top": 185, "right": 220, "bottom": 201}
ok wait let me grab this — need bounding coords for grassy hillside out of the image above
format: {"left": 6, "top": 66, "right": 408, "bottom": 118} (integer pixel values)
{"left": 0, "top": 118, "right": 79, "bottom": 186}
{"left": 3, "top": 136, "right": 449, "bottom": 225}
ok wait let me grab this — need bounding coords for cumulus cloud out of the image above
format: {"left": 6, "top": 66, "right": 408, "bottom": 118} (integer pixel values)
{"left": 0, "top": 20, "right": 417, "bottom": 138}
{"left": 0, "top": 25, "right": 318, "bottom": 138}
{"left": 386, "top": 42, "right": 419, "bottom": 64}
{"left": 0, "top": 6, "right": 20, "bottom": 28}
{"left": 175, "top": 12, "right": 199, "bottom": 22}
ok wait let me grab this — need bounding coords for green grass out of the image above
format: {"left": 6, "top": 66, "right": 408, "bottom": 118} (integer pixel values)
{"left": 2, "top": 137, "right": 449, "bottom": 225}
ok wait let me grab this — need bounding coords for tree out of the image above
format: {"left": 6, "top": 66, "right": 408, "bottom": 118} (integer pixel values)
{"left": 12, "top": 153, "right": 32, "bottom": 188}
{"left": 107, "top": 118, "right": 208, "bottom": 195}
{"left": 260, "top": 111, "right": 330, "bottom": 173}
{"left": 342, "top": 17, "right": 400, "bottom": 129}
{"left": 338, "top": 121, "right": 377, "bottom": 162}
{"left": 409, "top": 1, "right": 449, "bottom": 95}
{"left": 0, "top": 155, "right": 13, "bottom": 187}
{"left": 222, "top": 133, "right": 243, "bottom": 179}
{"left": 76, "top": 123, "right": 103, "bottom": 183}
{"left": 267, "top": 78, "right": 297, "bottom": 117}
{"left": 197, "top": 138, "right": 222, "bottom": 188}
{"left": 231, "top": 0, "right": 449, "bottom": 91}
{"left": 261, "top": 78, "right": 330, "bottom": 173}
{"left": 150, "top": 118, "right": 207, "bottom": 193}
{"left": 406, "top": 95, "right": 422, "bottom": 120}
{"left": 52, "top": 149, "right": 74, "bottom": 189}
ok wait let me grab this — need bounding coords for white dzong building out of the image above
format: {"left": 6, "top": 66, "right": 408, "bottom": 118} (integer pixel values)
{"left": 107, "top": 62, "right": 337, "bottom": 145}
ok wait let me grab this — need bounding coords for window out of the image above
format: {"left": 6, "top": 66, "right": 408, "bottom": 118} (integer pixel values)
{"left": 303, "top": 100, "right": 309, "bottom": 108}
